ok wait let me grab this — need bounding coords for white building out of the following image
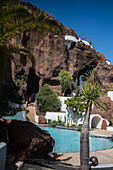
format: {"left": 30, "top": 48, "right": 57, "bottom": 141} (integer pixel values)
{"left": 35, "top": 95, "right": 112, "bottom": 130}
{"left": 45, "top": 96, "right": 71, "bottom": 123}
{"left": 64, "top": 35, "right": 78, "bottom": 49}
{"left": 106, "top": 60, "right": 110, "bottom": 65}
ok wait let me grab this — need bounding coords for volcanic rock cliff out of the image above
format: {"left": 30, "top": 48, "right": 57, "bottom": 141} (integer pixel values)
{"left": 8, "top": 30, "right": 113, "bottom": 96}
{"left": 3, "top": 1, "right": 113, "bottom": 94}
{"left": 2, "top": 1, "right": 113, "bottom": 120}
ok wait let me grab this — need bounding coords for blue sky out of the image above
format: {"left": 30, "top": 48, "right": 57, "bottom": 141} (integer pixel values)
{"left": 24, "top": 0, "right": 113, "bottom": 64}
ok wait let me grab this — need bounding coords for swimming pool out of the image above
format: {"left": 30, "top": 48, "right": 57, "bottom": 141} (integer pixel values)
{"left": 39, "top": 126, "right": 113, "bottom": 153}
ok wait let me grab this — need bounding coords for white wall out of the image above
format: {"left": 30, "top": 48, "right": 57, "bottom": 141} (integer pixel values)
{"left": 35, "top": 111, "right": 66, "bottom": 124}
{"left": 35, "top": 113, "right": 39, "bottom": 123}
{"left": 107, "top": 91, "right": 113, "bottom": 101}
{"left": 35, "top": 96, "right": 70, "bottom": 123}
{"left": 45, "top": 112, "right": 66, "bottom": 122}
{"left": 106, "top": 60, "right": 110, "bottom": 65}
{"left": 64, "top": 35, "right": 78, "bottom": 42}
{"left": 77, "top": 117, "right": 84, "bottom": 126}
{"left": 107, "top": 126, "right": 113, "bottom": 131}
{"left": 58, "top": 96, "right": 71, "bottom": 112}
{"left": 65, "top": 35, "right": 78, "bottom": 49}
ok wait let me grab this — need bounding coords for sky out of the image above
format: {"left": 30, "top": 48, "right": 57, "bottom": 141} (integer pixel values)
{"left": 24, "top": 0, "right": 113, "bottom": 64}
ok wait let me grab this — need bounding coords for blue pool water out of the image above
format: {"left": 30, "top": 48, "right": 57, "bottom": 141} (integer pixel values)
{"left": 40, "top": 126, "right": 113, "bottom": 153}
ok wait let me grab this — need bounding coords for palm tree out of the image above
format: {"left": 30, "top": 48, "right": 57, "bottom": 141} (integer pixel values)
{"left": 0, "top": 0, "right": 61, "bottom": 83}
{"left": 80, "top": 71, "right": 106, "bottom": 170}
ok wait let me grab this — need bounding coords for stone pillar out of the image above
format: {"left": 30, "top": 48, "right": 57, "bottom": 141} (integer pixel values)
{"left": 101, "top": 120, "right": 107, "bottom": 130}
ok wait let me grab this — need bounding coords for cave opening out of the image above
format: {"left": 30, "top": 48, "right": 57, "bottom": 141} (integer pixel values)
{"left": 74, "top": 66, "right": 93, "bottom": 88}
{"left": 52, "top": 70, "right": 60, "bottom": 77}
{"left": 110, "top": 77, "right": 113, "bottom": 83}
{"left": 27, "top": 68, "right": 40, "bottom": 97}
{"left": 42, "top": 78, "right": 60, "bottom": 86}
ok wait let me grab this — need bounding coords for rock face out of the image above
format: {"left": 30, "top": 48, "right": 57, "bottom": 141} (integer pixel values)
{"left": 2, "top": 1, "right": 113, "bottom": 98}
{"left": 94, "top": 62, "right": 113, "bottom": 85}
{"left": 8, "top": 32, "right": 113, "bottom": 97}
{"left": 2, "top": 1, "right": 113, "bottom": 122}
{"left": 92, "top": 96, "right": 113, "bottom": 122}
{"left": 0, "top": 119, "right": 55, "bottom": 160}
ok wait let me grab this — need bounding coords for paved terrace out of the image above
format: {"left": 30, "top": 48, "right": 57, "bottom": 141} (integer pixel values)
{"left": 90, "top": 128, "right": 113, "bottom": 136}
{"left": 56, "top": 148, "right": 113, "bottom": 166}
{"left": 6, "top": 147, "right": 113, "bottom": 170}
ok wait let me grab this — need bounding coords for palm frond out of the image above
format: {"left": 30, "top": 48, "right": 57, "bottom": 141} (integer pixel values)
{"left": 0, "top": 15, "right": 61, "bottom": 45}
{"left": 82, "top": 70, "right": 93, "bottom": 82}
{"left": 36, "top": 11, "right": 60, "bottom": 27}
{"left": 0, "top": 0, "right": 20, "bottom": 6}
{"left": 0, "top": 2, "right": 62, "bottom": 84}
{"left": 94, "top": 99, "right": 107, "bottom": 111}
{"left": 8, "top": 52, "right": 16, "bottom": 65}
{"left": 0, "top": 6, "right": 32, "bottom": 22}
{"left": 81, "top": 80, "right": 101, "bottom": 100}
{"left": 9, "top": 45, "right": 35, "bottom": 68}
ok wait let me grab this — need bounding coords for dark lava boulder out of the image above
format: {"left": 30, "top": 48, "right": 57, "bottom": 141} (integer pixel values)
{"left": 0, "top": 119, "right": 55, "bottom": 160}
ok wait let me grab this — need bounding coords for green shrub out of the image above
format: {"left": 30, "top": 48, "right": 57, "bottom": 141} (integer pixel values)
{"left": 72, "top": 124, "right": 75, "bottom": 126}
{"left": 57, "top": 115, "right": 63, "bottom": 125}
{"left": 50, "top": 120, "right": 57, "bottom": 127}
{"left": 67, "top": 118, "right": 70, "bottom": 125}
{"left": 77, "top": 125, "right": 82, "bottom": 131}
{"left": 64, "top": 116, "right": 66, "bottom": 123}
{"left": 36, "top": 111, "right": 40, "bottom": 116}
{"left": 109, "top": 120, "right": 112, "bottom": 126}
{"left": 58, "top": 120, "right": 62, "bottom": 125}
{"left": 35, "top": 84, "right": 61, "bottom": 113}
{"left": 59, "top": 70, "right": 74, "bottom": 95}
{"left": 24, "top": 109, "right": 29, "bottom": 114}
{"left": 48, "top": 119, "right": 52, "bottom": 124}
{"left": 58, "top": 115, "right": 60, "bottom": 121}
{"left": 62, "top": 122, "right": 65, "bottom": 126}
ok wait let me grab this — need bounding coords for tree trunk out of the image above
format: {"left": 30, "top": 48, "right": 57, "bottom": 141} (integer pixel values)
{"left": 62, "top": 90, "right": 65, "bottom": 96}
{"left": 80, "top": 102, "right": 92, "bottom": 170}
